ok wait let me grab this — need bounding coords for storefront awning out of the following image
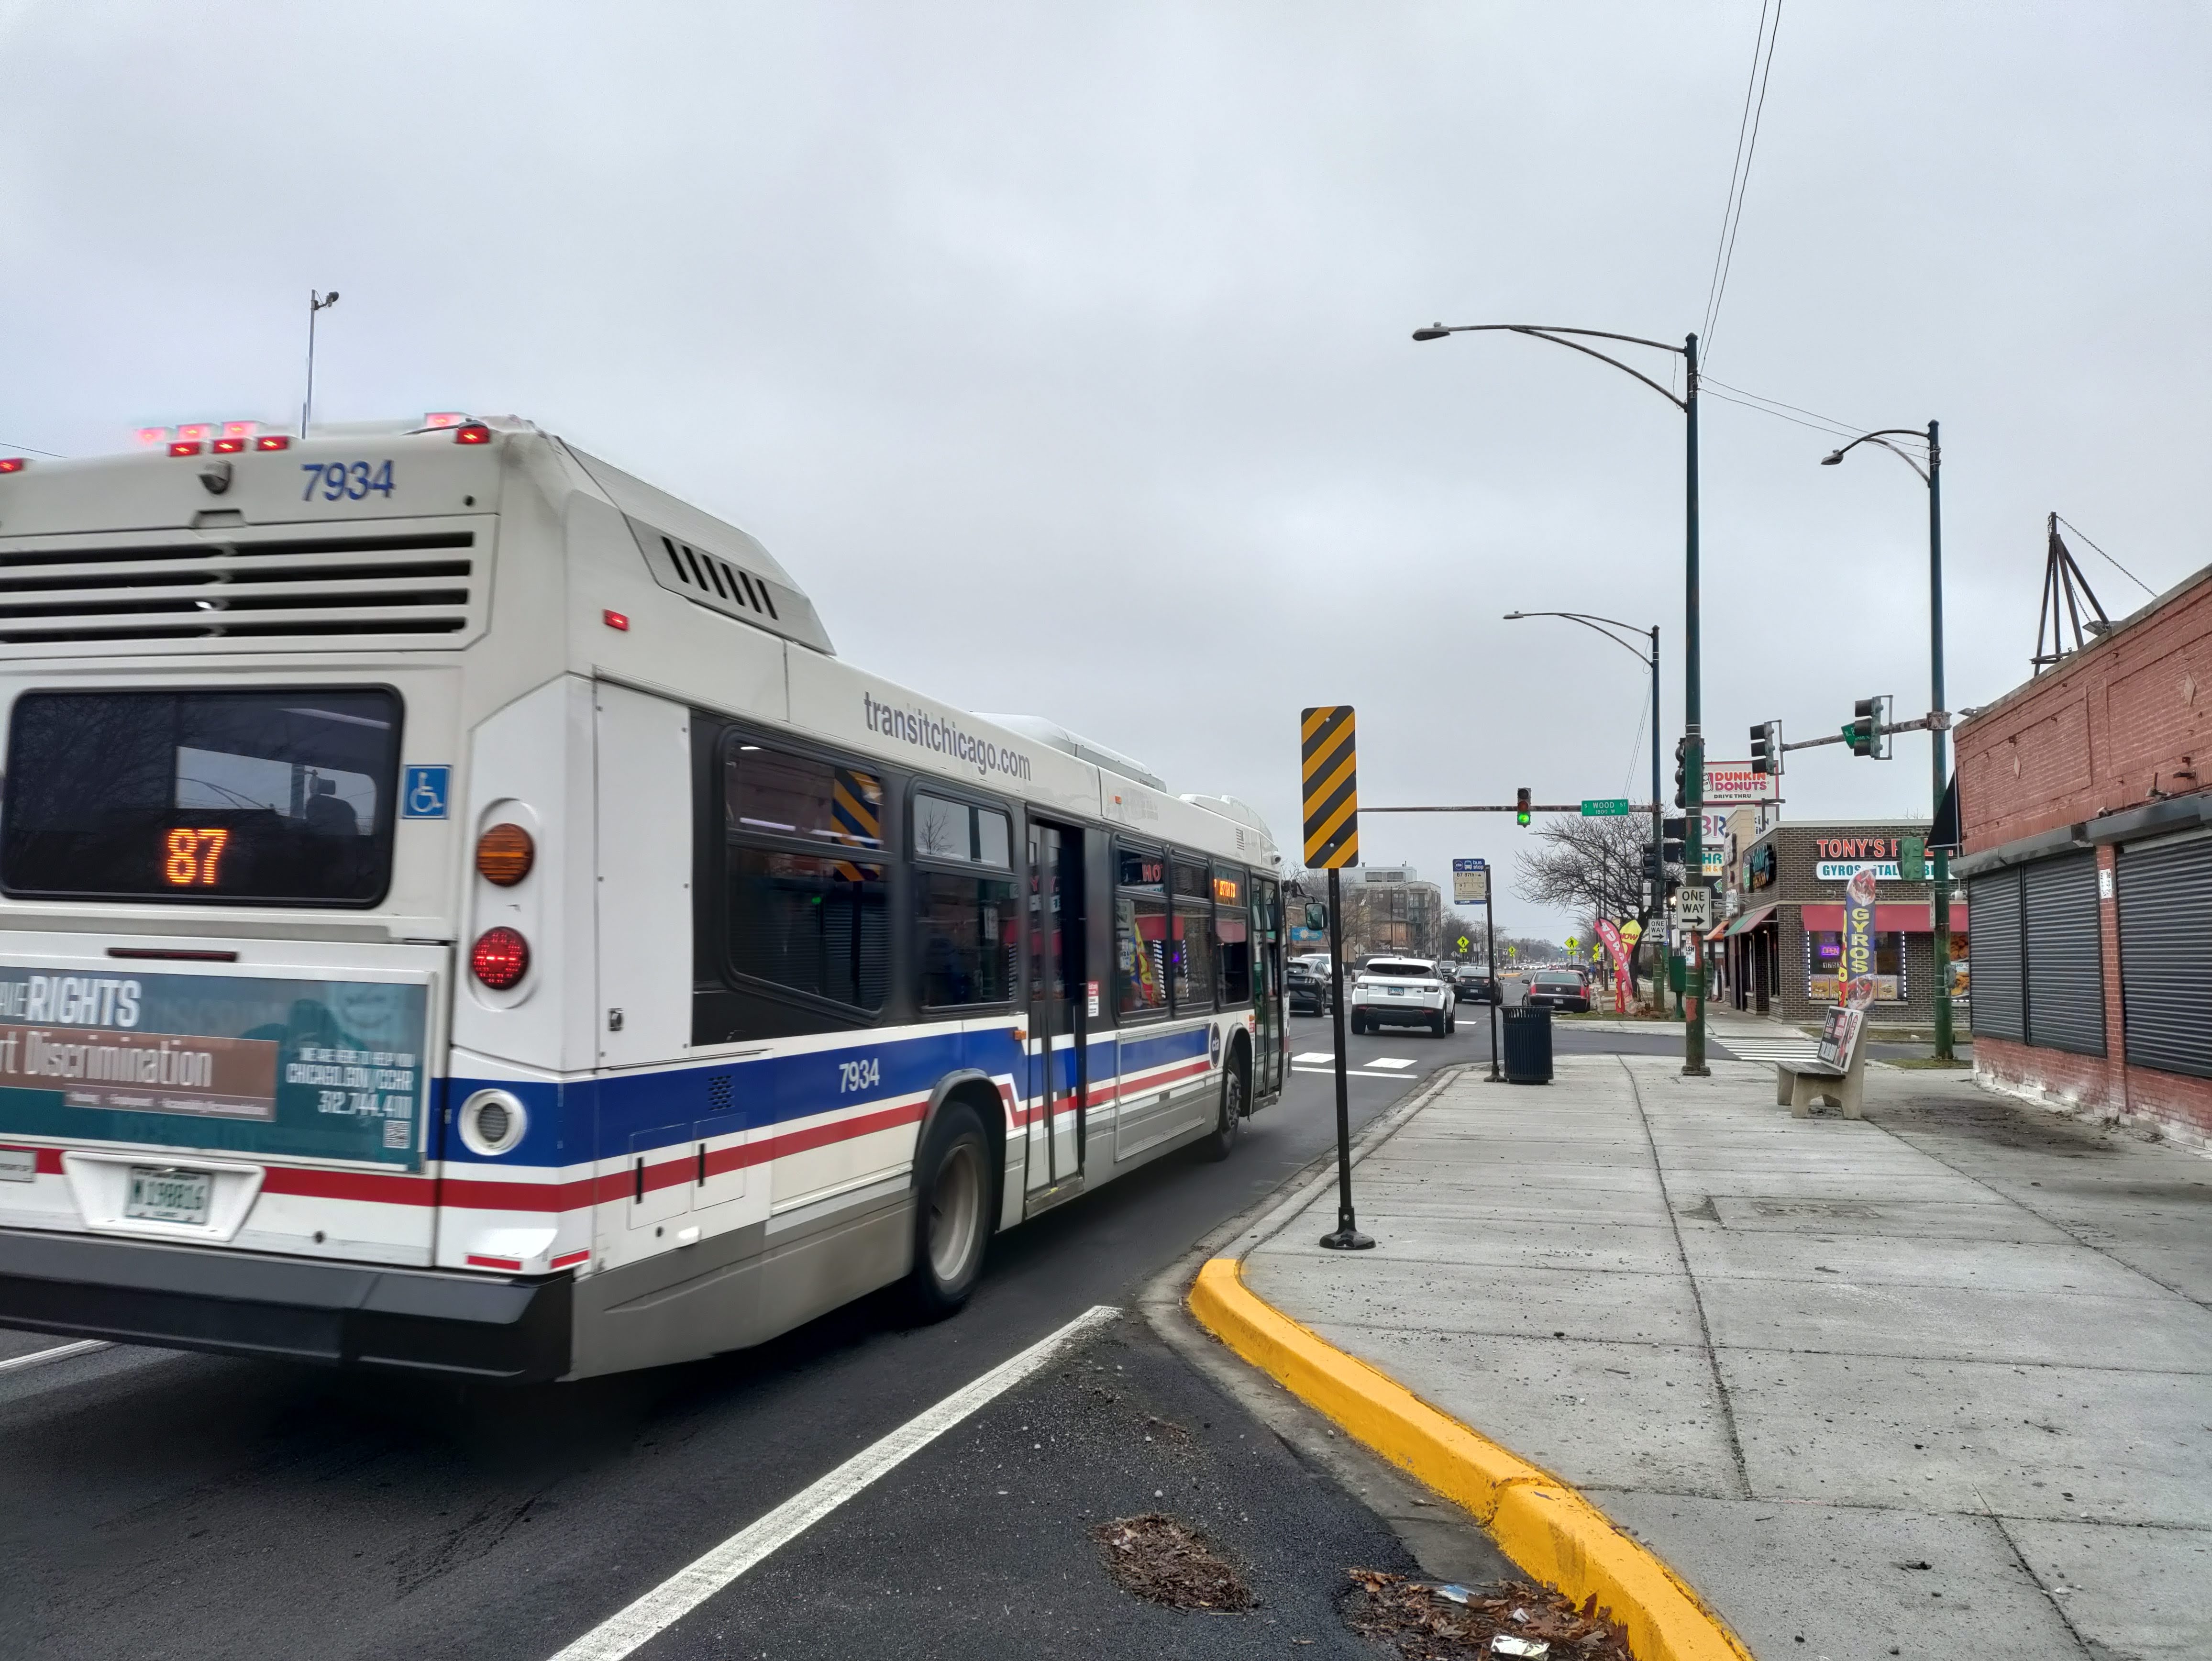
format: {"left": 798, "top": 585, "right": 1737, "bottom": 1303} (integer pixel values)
{"left": 1801, "top": 902, "right": 1968, "bottom": 934}
{"left": 1721, "top": 903, "right": 1778, "bottom": 938}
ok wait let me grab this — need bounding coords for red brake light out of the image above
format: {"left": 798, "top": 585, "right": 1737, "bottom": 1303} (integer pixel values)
{"left": 471, "top": 927, "right": 530, "bottom": 990}
{"left": 212, "top": 437, "right": 246, "bottom": 454}
{"left": 169, "top": 441, "right": 204, "bottom": 457}
{"left": 254, "top": 434, "right": 291, "bottom": 451}
{"left": 0, "top": 458, "right": 24, "bottom": 475}
{"left": 453, "top": 424, "right": 491, "bottom": 445}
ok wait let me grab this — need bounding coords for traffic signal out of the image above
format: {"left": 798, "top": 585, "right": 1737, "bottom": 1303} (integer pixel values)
{"left": 1515, "top": 786, "right": 1531, "bottom": 827}
{"left": 1662, "top": 837, "right": 1684, "bottom": 866}
{"left": 1844, "top": 696, "right": 1893, "bottom": 759}
{"left": 1672, "top": 737, "right": 1688, "bottom": 809}
{"left": 1750, "top": 720, "right": 1782, "bottom": 776}
{"left": 1640, "top": 846, "right": 1660, "bottom": 880}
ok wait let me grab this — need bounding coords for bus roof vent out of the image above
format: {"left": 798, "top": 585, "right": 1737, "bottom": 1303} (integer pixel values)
{"left": 0, "top": 522, "right": 486, "bottom": 654}
{"left": 561, "top": 444, "right": 835, "bottom": 655}
{"left": 977, "top": 714, "right": 1166, "bottom": 790}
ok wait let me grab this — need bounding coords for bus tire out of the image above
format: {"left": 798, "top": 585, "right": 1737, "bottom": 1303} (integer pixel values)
{"left": 907, "top": 1099, "right": 990, "bottom": 1320}
{"left": 1204, "top": 1049, "right": 1247, "bottom": 1162}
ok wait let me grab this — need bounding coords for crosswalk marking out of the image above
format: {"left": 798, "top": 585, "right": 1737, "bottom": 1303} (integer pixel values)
{"left": 1367, "top": 1057, "right": 1416, "bottom": 1070}
{"left": 1292, "top": 1051, "right": 1335, "bottom": 1063}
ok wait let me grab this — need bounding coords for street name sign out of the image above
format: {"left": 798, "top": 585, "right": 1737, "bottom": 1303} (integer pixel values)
{"left": 1450, "top": 857, "right": 1488, "bottom": 903}
{"left": 1580, "top": 798, "right": 1632, "bottom": 817}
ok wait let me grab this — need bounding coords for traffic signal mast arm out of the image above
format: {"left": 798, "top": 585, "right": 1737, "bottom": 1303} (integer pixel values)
{"left": 1364, "top": 802, "right": 1663, "bottom": 814}
{"left": 1781, "top": 709, "right": 1952, "bottom": 754}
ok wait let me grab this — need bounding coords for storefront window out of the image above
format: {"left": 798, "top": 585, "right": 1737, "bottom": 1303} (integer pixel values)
{"left": 1806, "top": 930, "right": 1906, "bottom": 1002}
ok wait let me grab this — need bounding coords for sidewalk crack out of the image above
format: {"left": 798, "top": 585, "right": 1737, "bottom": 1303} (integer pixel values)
{"left": 1617, "top": 1053, "right": 1754, "bottom": 1501}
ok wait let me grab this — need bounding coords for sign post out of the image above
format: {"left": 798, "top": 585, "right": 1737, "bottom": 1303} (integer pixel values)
{"left": 1302, "top": 706, "right": 1371, "bottom": 1251}
{"left": 1455, "top": 857, "right": 1501, "bottom": 1081}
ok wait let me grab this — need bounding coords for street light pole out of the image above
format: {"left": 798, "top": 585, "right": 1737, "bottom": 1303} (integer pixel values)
{"left": 1821, "top": 421, "right": 1952, "bottom": 1061}
{"left": 1417, "top": 321, "right": 1705, "bottom": 1073}
{"left": 1502, "top": 609, "right": 1664, "bottom": 1008}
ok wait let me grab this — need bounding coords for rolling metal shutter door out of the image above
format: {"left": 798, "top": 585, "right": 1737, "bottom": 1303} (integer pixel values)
{"left": 1968, "top": 868, "right": 2024, "bottom": 1042}
{"left": 2118, "top": 837, "right": 2212, "bottom": 1079}
{"left": 2022, "top": 852, "right": 2104, "bottom": 1056}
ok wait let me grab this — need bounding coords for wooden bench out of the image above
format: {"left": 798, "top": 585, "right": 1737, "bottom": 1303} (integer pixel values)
{"left": 1776, "top": 1006, "right": 1869, "bottom": 1118}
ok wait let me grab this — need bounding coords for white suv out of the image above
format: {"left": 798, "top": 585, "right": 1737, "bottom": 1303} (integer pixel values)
{"left": 1349, "top": 957, "right": 1456, "bottom": 1037}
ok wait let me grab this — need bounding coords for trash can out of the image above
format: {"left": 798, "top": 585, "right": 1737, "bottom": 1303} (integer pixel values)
{"left": 1501, "top": 1005, "right": 1553, "bottom": 1085}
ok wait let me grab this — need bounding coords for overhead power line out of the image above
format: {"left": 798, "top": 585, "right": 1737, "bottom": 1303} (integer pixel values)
{"left": 1699, "top": 0, "right": 1785, "bottom": 365}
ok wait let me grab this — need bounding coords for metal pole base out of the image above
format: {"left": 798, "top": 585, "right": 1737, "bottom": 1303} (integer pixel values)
{"left": 1680, "top": 1064, "right": 1712, "bottom": 1077}
{"left": 1319, "top": 1226, "right": 1376, "bottom": 1251}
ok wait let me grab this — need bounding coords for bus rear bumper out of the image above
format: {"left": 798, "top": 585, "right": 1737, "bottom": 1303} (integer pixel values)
{"left": 0, "top": 1227, "right": 572, "bottom": 1383}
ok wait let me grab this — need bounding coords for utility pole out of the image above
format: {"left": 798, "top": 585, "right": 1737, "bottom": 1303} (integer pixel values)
{"left": 1681, "top": 332, "right": 1708, "bottom": 1074}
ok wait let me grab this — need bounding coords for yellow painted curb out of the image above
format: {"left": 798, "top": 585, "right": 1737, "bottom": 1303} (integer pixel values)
{"left": 1188, "top": 1257, "right": 1753, "bottom": 1661}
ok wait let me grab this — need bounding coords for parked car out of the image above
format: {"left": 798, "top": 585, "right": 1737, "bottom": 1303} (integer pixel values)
{"left": 1286, "top": 958, "right": 1332, "bottom": 1015}
{"left": 1523, "top": 970, "right": 1592, "bottom": 1013}
{"left": 1349, "top": 957, "right": 1456, "bottom": 1037}
{"left": 1451, "top": 963, "right": 1498, "bottom": 1003}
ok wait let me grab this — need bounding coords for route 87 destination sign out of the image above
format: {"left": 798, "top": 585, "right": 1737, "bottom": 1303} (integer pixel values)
{"left": 0, "top": 967, "right": 430, "bottom": 1168}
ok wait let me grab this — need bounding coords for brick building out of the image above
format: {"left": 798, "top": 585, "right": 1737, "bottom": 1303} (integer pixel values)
{"left": 1952, "top": 560, "right": 2212, "bottom": 1147}
{"left": 1718, "top": 819, "right": 1948, "bottom": 1022}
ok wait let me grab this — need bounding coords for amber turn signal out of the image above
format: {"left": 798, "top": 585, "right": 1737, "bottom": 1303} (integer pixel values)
{"left": 476, "top": 822, "right": 535, "bottom": 886}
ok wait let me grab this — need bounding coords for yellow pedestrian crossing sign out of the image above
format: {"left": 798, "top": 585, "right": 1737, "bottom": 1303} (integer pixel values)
{"left": 1300, "top": 705, "right": 1358, "bottom": 868}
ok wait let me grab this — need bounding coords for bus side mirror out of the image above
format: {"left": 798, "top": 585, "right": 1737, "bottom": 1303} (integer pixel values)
{"left": 1305, "top": 903, "right": 1327, "bottom": 930}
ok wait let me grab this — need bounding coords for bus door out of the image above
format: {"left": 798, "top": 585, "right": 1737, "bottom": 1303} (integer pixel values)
{"left": 1252, "top": 876, "right": 1283, "bottom": 1097}
{"left": 1025, "top": 820, "right": 1085, "bottom": 1194}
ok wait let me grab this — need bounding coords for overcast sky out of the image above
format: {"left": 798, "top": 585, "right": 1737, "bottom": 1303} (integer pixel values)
{"left": 3, "top": 3, "right": 2206, "bottom": 940}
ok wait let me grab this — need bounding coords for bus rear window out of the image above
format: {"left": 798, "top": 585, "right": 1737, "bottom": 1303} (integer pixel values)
{"left": 1, "top": 688, "right": 402, "bottom": 906}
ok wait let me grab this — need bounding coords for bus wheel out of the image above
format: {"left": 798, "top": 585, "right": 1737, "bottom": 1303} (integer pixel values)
{"left": 908, "top": 1100, "right": 989, "bottom": 1319}
{"left": 1204, "top": 1054, "right": 1247, "bottom": 1162}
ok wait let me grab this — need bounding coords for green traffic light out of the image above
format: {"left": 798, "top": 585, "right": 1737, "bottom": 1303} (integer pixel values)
{"left": 1516, "top": 811, "right": 1530, "bottom": 827}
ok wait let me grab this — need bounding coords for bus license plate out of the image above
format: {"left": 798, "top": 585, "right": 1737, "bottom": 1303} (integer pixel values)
{"left": 126, "top": 1167, "right": 211, "bottom": 1226}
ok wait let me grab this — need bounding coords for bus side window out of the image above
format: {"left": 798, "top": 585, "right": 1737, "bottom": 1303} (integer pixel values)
{"left": 1114, "top": 842, "right": 1167, "bottom": 1019}
{"left": 721, "top": 739, "right": 889, "bottom": 1013}
{"left": 1214, "top": 864, "right": 1251, "bottom": 1006}
{"left": 915, "top": 793, "right": 1017, "bottom": 1009}
{"left": 1170, "top": 854, "right": 1216, "bottom": 1015}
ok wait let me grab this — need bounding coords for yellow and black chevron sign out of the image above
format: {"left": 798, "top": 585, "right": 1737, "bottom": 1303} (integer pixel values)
{"left": 1300, "top": 705, "right": 1359, "bottom": 868}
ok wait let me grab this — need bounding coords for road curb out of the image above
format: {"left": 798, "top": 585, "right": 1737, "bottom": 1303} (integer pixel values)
{"left": 1186, "top": 1251, "right": 1754, "bottom": 1661}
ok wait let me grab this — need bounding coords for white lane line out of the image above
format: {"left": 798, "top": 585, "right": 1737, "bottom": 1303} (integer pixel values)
{"left": 546, "top": 1303, "right": 1121, "bottom": 1661}
{"left": 1293, "top": 1065, "right": 1427, "bottom": 1081}
{"left": 0, "top": 1339, "right": 111, "bottom": 1376}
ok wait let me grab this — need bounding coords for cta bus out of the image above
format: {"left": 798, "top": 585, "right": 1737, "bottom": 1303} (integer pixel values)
{"left": 0, "top": 417, "right": 1287, "bottom": 1380}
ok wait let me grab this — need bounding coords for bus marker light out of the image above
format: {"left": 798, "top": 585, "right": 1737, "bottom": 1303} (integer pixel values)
{"left": 176, "top": 423, "right": 213, "bottom": 443}
{"left": 423, "top": 411, "right": 467, "bottom": 428}
{"left": 212, "top": 438, "right": 246, "bottom": 454}
{"left": 168, "top": 441, "right": 203, "bottom": 457}
{"left": 221, "top": 421, "right": 257, "bottom": 438}
{"left": 453, "top": 423, "right": 491, "bottom": 444}
{"left": 0, "top": 458, "right": 24, "bottom": 475}
{"left": 475, "top": 822, "right": 535, "bottom": 886}
{"left": 603, "top": 609, "right": 630, "bottom": 631}
{"left": 136, "top": 427, "right": 170, "bottom": 445}
{"left": 470, "top": 927, "right": 530, "bottom": 990}
{"left": 254, "top": 434, "right": 291, "bottom": 451}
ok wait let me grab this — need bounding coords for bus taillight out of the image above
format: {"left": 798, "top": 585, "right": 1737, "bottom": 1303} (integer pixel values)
{"left": 476, "top": 823, "right": 535, "bottom": 886}
{"left": 471, "top": 927, "right": 530, "bottom": 990}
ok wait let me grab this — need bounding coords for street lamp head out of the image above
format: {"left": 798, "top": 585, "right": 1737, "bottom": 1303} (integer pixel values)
{"left": 1502, "top": 611, "right": 1526, "bottom": 620}
{"left": 1411, "top": 325, "right": 1451, "bottom": 342}
{"left": 1820, "top": 450, "right": 1845, "bottom": 465}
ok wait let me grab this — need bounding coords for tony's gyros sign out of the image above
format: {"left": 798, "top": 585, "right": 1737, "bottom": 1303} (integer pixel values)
{"left": 0, "top": 968, "right": 430, "bottom": 1167}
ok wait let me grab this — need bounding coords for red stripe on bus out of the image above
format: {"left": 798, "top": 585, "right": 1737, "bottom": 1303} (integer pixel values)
{"left": 466, "top": 1253, "right": 524, "bottom": 1271}
{"left": 550, "top": 1248, "right": 591, "bottom": 1269}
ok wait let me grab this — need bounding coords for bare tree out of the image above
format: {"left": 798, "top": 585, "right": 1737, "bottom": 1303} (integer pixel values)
{"left": 1512, "top": 815, "right": 1650, "bottom": 937}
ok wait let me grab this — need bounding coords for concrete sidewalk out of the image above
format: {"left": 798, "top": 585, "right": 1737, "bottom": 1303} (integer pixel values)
{"left": 1240, "top": 1054, "right": 2212, "bottom": 1660}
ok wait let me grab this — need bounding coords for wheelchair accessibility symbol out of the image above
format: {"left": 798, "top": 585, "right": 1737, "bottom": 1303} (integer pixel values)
{"left": 401, "top": 765, "right": 451, "bottom": 820}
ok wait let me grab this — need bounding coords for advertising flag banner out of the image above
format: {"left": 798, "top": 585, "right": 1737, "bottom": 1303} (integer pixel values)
{"left": 1594, "top": 919, "right": 1633, "bottom": 1012}
{"left": 1840, "top": 864, "right": 1878, "bottom": 1003}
